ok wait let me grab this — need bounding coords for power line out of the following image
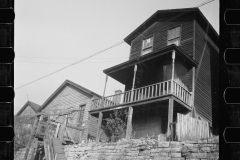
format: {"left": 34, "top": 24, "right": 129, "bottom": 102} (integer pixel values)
{"left": 15, "top": 41, "right": 124, "bottom": 90}
{"left": 16, "top": 56, "right": 128, "bottom": 60}
{"left": 15, "top": 59, "right": 126, "bottom": 64}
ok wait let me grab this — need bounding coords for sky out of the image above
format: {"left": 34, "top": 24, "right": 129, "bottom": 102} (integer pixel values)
{"left": 14, "top": 0, "right": 219, "bottom": 114}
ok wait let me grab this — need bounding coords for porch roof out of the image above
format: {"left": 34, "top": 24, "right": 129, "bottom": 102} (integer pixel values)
{"left": 103, "top": 44, "right": 198, "bottom": 84}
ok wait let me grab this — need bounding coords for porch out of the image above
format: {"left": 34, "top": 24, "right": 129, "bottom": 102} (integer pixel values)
{"left": 90, "top": 79, "right": 192, "bottom": 112}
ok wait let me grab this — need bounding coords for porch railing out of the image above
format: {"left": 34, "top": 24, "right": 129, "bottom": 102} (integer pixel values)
{"left": 91, "top": 80, "right": 192, "bottom": 110}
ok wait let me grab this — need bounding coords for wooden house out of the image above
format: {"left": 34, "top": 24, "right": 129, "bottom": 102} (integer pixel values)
{"left": 39, "top": 79, "right": 101, "bottom": 143}
{"left": 88, "top": 7, "right": 219, "bottom": 141}
{"left": 16, "top": 101, "right": 41, "bottom": 117}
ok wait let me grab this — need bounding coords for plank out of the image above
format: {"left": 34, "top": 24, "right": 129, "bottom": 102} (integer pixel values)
{"left": 23, "top": 116, "right": 39, "bottom": 160}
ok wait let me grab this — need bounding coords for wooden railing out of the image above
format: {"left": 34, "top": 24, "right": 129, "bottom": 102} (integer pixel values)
{"left": 172, "top": 80, "right": 192, "bottom": 106}
{"left": 91, "top": 80, "right": 192, "bottom": 110}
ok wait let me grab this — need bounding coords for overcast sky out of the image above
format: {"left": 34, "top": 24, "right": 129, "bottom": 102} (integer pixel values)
{"left": 14, "top": 0, "right": 219, "bottom": 114}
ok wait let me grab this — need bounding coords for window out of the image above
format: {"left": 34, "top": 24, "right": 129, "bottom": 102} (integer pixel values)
{"left": 167, "top": 26, "right": 181, "bottom": 46}
{"left": 141, "top": 36, "right": 153, "bottom": 55}
{"left": 77, "top": 104, "right": 86, "bottom": 127}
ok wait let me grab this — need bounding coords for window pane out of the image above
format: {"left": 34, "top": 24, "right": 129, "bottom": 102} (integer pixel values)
{"left": 168, "top": 27, "right": 180, "bottom": 40}
{"left": 142, "top": 37, "right": 153, "bottom": 49}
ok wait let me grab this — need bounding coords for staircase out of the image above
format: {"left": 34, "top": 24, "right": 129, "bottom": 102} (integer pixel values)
{"left": 23, "top": 115, "right": 66, "bottom": 160}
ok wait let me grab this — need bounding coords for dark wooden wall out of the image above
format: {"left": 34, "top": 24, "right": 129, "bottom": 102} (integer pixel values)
{"left": 129, "top": 15, "right": 194, "bottom": 60}
{"left": 194, "top": 20, "right": 218, "bottom": 125}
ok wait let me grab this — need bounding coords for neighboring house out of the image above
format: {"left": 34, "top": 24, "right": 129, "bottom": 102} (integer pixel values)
{"left": 39, "top": 79, "right": 101, "bottom": 143}
{"left": 16, "top": 101, "right": 41, "bottom": 117}
{"left": 15, "top": 101, "right": 41, "bottom": 129}
{"left": 89, "top": 7, "right": 219, "bottom": 141}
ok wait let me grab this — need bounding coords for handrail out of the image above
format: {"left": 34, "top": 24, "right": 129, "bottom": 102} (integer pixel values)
{"left": 91, "top": 80, "right": 192, "bottom": 110}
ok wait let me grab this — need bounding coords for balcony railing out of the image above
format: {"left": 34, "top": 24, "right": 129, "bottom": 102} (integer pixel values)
{"left": 91, "top": 80, "right": 192, "bottom": 110}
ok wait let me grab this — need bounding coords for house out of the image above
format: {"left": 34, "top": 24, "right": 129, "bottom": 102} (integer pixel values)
{"left": 16, "top": 101, "right": 41, "bottom": 117}
{"left": 88, "top": 7, "right": 219, "bottom": 141}
{"left": 39, "top": 79, "right": 101, "bottom": 143}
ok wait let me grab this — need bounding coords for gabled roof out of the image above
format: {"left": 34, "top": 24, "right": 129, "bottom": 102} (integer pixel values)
{"left": 124, "top": 7, "right": 218, "bottom": 46}
{"left": 40, "top": 79, "right": 101, "bottom": 111}
{"left": 16, "top": 101, "right": 41, "bottom": 116}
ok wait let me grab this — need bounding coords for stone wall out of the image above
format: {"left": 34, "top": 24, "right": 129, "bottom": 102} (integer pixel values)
{"left": 64, "top": 136, "right": 219, "bottom": 160}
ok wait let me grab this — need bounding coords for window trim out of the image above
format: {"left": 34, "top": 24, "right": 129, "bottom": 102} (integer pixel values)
{"left": 167, "top": 26, "right": 181, "bottom": 46}
{"left": 141, "top": 36, "right": 154, "bottom": 55}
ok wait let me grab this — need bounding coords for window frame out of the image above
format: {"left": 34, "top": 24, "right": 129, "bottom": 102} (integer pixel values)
{"left": 141, "top": 36, "right": 154, "bottom": 55}
{"left": 167, "top": 26, "right": 181, "bottom": 46}
{"left": 77, "top": 104, "right": 86, "bottom": 126}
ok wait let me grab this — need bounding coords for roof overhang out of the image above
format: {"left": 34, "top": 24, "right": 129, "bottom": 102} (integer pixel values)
{"left": 103, "top": 44, "right": 198, "bottom": 84}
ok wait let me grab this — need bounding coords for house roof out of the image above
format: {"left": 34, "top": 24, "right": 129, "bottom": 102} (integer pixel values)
{"left": 40, "top": 79, "right": 101, "bottom": 111}
{"left": 124, "top": 7, "right": 218, "bottom": 46}
{"left": 16, "top": 101, "right": 41, "bottom": 116}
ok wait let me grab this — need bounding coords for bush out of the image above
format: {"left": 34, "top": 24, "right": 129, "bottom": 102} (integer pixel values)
{"left": 101, "top": 109, "right": 128, "bottom": 142}
{"left": 14, "top": 116, "right": 34, "bottom": 152}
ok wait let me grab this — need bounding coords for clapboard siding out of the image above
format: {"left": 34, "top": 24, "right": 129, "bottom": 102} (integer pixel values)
{"left": 194, "top": 21, "right": 214, "bottom": 123}
{"left": 19, "top": 105, "right": 36, "bottom": 116}
{"left": 129, "top": 15, "right": 194, "bottom": 60}
{"left": 42, "top": 84, "right": 94, "bottom": 141}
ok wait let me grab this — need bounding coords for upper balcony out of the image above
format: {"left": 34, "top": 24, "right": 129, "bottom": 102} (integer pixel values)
{"left": 90, "top": 79, "right": 192, "bottom": 111}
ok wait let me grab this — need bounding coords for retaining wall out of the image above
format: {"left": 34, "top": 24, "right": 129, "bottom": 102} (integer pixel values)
{"left": 64, "top": 136, "right": 219, "bottom": 160}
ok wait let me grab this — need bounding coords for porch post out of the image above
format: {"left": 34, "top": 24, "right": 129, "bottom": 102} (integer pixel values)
{"left": 171, "top": 50, "right": 175, "bottom": 94}
{"left": 96, "top": 112, "right": 103, "bottom": 143}
{"left": 191, "top": 67, "right": 196, "bottom": 117}
{"left": 126, "top": 106, "right": 133, "bottom": 140}
{"left": 84, "top": 113, "right": 91, "bottom": 143}
{"left": 101, "top": 75, "right": 108, "bottom": 108}
{"left": 131, "top": 65, "right": 137, "bottom": 101}
{"left": 167, "top": 97, "right": 174, "bottom": 137}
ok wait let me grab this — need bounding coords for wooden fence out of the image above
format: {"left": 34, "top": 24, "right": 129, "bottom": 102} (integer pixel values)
{"left": 176, "top": 113, "right": 210, "bottom": 141}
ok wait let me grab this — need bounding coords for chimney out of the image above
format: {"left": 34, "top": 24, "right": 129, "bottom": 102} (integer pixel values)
{"left": 113, "top": 90, "right": 122, "bottom": 104}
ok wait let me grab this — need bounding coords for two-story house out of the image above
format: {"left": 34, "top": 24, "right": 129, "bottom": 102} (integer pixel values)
{"left": 87, "top": 7, "right": 218, "bottom": 142}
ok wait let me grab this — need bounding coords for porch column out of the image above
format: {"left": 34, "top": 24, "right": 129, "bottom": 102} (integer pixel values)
{"left": 84, "top": 113, "right": 91, "bottom": 143}
{"left": 131, "top": 65, "right": 137, "bottom": 101}
{"left": 167, "top": 98, "right": 174, "bottom": 137}
{"left": 101, "top": 75, "right": 108, "bottom": 108}
{"left": 96, "top": 112, "right": 103, "bottom": 143}
{"left": 191, "top": 67, "right": 196, "bottom": 117}
{"left": 126, "top": 106, "right": 133, "bottom": 140}
{"left": 171, "top": 50, "right": 175, "bottom": 94}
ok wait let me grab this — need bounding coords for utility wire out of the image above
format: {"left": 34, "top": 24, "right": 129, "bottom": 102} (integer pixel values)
{"left": 15, "top": 41, "right": 124, "bottom": 90}
{"left": 16, "top": 56, "right": 128, "bottom": 60}
{"left": 15, "top": 59, "right": 126, "bottom": 64}
{"left": 15, "top": 0, "right": 215, "bottom": 90}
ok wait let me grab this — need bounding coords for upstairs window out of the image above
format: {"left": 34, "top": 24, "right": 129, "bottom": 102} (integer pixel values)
{"left": 167, "top": 26, "right": 181, "bottom": 46}
{"left": 141, "top": 36, "right": 153, "bottom": 55}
